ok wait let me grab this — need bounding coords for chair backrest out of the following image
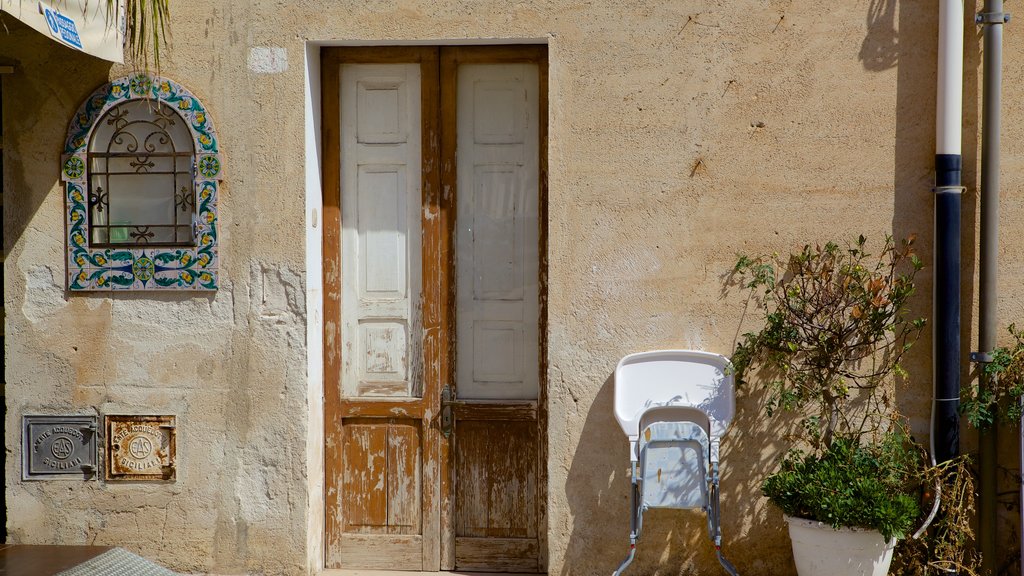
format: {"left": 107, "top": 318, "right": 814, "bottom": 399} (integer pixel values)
{"left": 638, "top": 420, "right": 710, "bottom": 509}
{"left": 614, "top": 350, "right": 735, "bottom": 441}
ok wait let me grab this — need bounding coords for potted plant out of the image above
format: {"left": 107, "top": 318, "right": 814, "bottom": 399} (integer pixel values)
{"left": 731, "top": 236, "right": 975, "bottom": 576}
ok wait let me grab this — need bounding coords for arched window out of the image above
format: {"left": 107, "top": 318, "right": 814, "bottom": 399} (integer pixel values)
{"left": 88, "top": 100, "right": 196, "bottom": 247}
{"left": 62, "top": 75, "right": 222, "bottom": 291}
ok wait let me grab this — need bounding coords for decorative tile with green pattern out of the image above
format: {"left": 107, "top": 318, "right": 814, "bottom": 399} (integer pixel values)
{"left": 61, "top": 74, "right": 222, "bottom": 291}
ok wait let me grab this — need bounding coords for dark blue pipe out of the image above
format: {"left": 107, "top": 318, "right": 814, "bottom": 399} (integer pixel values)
{"left": 936, "top": 154, "right": 962, "bottom": 188}
{"left": 933, "top": 153, "right": 961, "bottom": 464}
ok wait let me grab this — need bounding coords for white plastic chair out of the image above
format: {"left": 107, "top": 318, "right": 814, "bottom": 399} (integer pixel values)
{"left": 612, "top": 350, "right": 739, "bottom": 576}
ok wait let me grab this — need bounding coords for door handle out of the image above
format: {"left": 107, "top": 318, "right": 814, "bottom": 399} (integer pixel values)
{"left": 441, "top": 405, "right": 454, "bottom": 438}
{"left": 438, "top": 383, "right": 462, "bottom": 436}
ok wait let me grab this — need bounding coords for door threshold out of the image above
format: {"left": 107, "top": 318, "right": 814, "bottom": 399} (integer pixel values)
{"left": 324, "top": 570, "right": 544, "bottom": 576}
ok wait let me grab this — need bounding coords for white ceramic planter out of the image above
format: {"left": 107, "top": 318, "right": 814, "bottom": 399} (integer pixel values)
{"left": 785, "top": 515, "right": 897, "bottom": 576}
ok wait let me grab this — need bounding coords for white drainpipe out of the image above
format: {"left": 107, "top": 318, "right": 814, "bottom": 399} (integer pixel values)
{"left": 937, "top": 0, "right": 964, "bottom": 157}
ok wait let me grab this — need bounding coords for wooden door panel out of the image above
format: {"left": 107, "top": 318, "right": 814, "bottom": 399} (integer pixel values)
{"left": 325, "top": 48, "right": 441, "bottom": 572}
{"left": 454, "top": 537, "right": 539, "bottom": 573}
{"left": 454, "top": 416, "right": 539, "bottom": 571}
{"left": 341, "top": 419, "right": 422, "bottom": 535}
{"left": 386, "top": 421, "right": 424, "bottom": 534}
{"left": 454, "top": 420, "right": 537, "bottom": 539}
{"left": 340, "top": 534, "right": 424, "bottom": 571}
{"left": 454, "top": 421, "right": 490, "bottom": 538}
{"left": 334, "top": 418, "right": 425, "bottom": 571}
{"left": 341, "top": 422, "right": 388, "bottom": 533}
{"left": 446, "top": 53, "right": 545, "bottom": 573}
{"left": 487, "top": 423, "right": 537, "bottom": 540}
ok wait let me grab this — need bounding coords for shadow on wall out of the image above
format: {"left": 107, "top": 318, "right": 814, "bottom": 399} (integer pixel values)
{"left": 859, "top": 0, "right": 899, "bottom": 72}
{"left": 1, "top": 17, "right": 113, "bottom": 262}
{"left": 860, "top": 0, "right": 981, "bottom": 480}
{"left": 559, "top": 375, "right": 630, "bottom": 575}
{"left": 559, "top": 372, "right": 798, "bottom": 575}
{"left": 0, "top": 17, "right": 112, "bottom": 548}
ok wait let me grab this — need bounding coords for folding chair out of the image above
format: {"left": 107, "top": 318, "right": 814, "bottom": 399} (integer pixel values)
{"left": 612, "top": 350, "right": 739, "bottom": 576}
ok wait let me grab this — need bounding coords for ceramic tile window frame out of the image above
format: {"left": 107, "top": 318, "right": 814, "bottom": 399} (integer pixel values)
{"left": 61, "top": 74, "right": 222, "bottom": 291}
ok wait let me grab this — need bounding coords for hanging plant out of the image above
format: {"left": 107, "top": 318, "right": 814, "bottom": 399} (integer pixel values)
{"left": 105, "top": 0, "right": 171, "bottom": 70}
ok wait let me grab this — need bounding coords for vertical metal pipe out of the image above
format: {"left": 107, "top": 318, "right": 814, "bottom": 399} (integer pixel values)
{"left": 977, "top": 1, "right": 1006, "bottom": 572}
{"left": 932, "top": 8, "right": 965, "bottom": 573}
{"left": 933, "top": 0, "right": 963, "bottom": 469}
{"left": 933, "top": 181, "right": 962, "bottom": 468}
{"left": 937, "top": 0, "right": 965, "bottom": 156}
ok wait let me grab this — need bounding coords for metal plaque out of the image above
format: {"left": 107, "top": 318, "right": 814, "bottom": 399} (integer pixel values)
{"left": 105, "top": 415, "right": 176, "bottom": 481}
{"left": 22, "top": 415, "right": 98, "bottom": 480}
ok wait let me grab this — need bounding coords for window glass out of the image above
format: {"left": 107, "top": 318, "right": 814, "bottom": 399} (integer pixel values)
{"left": 87, "top": 100, "right": 195, "bottom": 247}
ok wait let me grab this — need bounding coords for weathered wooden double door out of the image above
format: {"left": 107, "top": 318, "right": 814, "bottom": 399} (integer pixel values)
{"left": 323, "top": 46, "right": 547, "bottom": 573}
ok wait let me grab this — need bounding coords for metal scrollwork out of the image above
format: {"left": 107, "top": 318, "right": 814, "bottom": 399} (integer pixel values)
{"left": 175, "top": 185, "right": 194, "bottom": 213}
{"left": 87, "top": 100, "right": 195, "bottom": 247}
{"left": 88, "top": 186, "right": 108, "bottom": 214}
{"left": 129, "top": 226, "right": 155, "bottom": 243}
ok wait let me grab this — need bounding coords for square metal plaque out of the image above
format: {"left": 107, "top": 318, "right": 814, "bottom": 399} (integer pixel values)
{"left": 105, "top": 415, "right": 176, "bottom": 481}
{"left": 22, "top": 415, "right": 98, "bottom": 480}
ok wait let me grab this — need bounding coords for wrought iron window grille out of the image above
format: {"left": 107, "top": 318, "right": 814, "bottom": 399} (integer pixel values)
{"left": 87, "top": 100, "right": 197, "bottom": 248}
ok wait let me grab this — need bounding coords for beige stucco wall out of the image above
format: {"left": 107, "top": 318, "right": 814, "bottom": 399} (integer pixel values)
{"left": 4, "top": 1, "right": 1024, "bottom": 574}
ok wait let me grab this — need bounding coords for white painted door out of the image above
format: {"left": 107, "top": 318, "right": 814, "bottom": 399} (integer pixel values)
{"left": 341, "top": 63, "right": 423, "bottom": 399}
{"left": 456, "top": 63, "right": 540, "bottom": 402}
{"left": 327, "top": 59, "right": 435, "bottom": 571}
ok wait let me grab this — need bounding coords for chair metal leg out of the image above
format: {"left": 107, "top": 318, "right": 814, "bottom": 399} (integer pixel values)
{"left": 612, "top": 545, "right": 636, "bottom": 576}
{"left": 706, "top": 463, "right": 720, "bottom": 544}
{"left": 617, "top": 435, "right": 738, "bottom": 575}
{"left": 716, "top": 549, "right": 739, "bottom": 576}
{"left": 613, "top": 465, "right": 640, "bottom": 576}
{"left": 707, "top": 465, "right": 739, "bottom": 575}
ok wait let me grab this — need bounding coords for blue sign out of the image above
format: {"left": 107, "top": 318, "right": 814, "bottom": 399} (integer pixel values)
{"left": 41, "top": 5, "right": 83, "bottom": 50}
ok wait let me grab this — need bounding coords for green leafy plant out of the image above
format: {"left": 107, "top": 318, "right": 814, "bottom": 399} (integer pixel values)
{"left": 731, "top": 236, "right": 978, "bottom": 573}
{"left": 962, "top": 323, "right": 1024, "bottom": 428}
{"left": 732, "top": 235, "right": 925, "bottom": 450}
{"left": 762, "top": 430, "right": 922, "bottom": 541}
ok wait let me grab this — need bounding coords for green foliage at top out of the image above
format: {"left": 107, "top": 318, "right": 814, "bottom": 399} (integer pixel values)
{"left": 731, "top": 235, "right": 925, "bottom": 449}
{"left": 106, "top": 0, "right": 171, "bottom": 70}
{"left": 761, "top": 431, "right": 922, "bottom": 541}
{"left": 962, "top": 323, "right": 1024, "bottom": 428}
